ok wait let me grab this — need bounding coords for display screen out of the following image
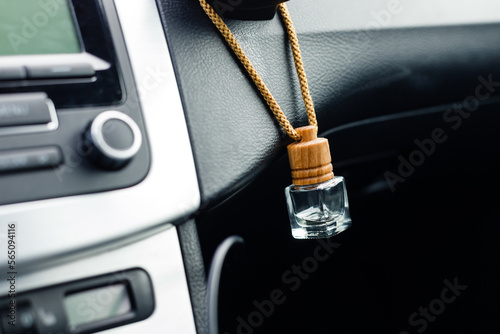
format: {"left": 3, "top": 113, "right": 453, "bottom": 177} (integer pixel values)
{"left": 0, "top": 0, "right": 81, "bottom": 56}
{"left": 64, "top": 284, "right": 132, "bottom": 328}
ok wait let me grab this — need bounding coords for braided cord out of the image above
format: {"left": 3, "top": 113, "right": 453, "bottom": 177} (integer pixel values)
{"left": 198, "top": 0, "right": 317, "bottom": 141}
{"left": 278, "top": 3, "right": 317, "bottom": 128}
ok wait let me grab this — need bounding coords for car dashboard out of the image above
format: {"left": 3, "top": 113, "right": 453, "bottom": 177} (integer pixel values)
{"left": 0, "top": 1, "right": 198, "bottom": 333}
{"left": 1, "top": 1, "right": 500, "bottom": 333}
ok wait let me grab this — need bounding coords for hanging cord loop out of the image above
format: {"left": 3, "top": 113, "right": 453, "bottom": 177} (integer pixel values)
{"left": 198, "top": 0, "right": 317, "bottom": 141}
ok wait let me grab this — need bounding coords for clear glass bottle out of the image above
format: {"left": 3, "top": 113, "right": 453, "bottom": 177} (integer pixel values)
{"left": 285, "top": 176, "right": 351, "bottom": 239}
{"left": 285, "top": 126, "right": 351, "bottom": 239}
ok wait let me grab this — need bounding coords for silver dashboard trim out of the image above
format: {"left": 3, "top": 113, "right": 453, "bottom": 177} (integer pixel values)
{"left": 0, "top": 226, "right": 197, "bottom": 334}
{"left": 0, "top": 0, "right": 200, "bottom": 270}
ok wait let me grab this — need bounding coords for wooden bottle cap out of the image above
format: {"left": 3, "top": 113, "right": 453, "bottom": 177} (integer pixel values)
{"left": 287, "top": 125, "right": 334, "bottom": 186}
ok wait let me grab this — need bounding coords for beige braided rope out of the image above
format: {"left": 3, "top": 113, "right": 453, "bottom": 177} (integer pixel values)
{"left": 198, "top": 0, "right": 317, "bottom": 141}
{"left": 278, "top": 3, "right": 317, "bottom": 129}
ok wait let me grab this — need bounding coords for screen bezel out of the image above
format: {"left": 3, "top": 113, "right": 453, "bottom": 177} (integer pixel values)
{"left": 0, "top": 269, "right": 155, "bottom": 334}
{"left": 0, "top": 0, "right": 123, "bottom": 108}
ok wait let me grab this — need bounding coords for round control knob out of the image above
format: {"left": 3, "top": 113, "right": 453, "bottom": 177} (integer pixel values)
{"left": 83, "top": 111, "right": 142, "bottom": 170}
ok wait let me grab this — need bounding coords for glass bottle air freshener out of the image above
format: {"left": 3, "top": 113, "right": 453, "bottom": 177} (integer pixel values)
{"left": 285, "top": 126, "right": 351, "bottom": 239}
{"left": 197, "top": 1, "right": 350, "bottom": 239}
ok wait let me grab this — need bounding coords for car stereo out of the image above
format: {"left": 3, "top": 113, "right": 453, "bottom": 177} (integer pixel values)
{"left": 0, "top": 0, "right": 151, "bottom": 205}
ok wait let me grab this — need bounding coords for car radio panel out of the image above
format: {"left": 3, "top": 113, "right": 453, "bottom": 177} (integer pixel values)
{"left": 0, "top": 0, "right": 151, "bottom": 205}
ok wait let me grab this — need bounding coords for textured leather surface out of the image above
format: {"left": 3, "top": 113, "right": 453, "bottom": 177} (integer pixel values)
{"left": 177, "top": 220, "right": 208, "bottom": 334}
{"left": 156, "top": 0, "right": 500, "bottom": 207}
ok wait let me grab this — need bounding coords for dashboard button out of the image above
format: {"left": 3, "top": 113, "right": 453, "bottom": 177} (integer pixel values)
{"left": 1, "top": 304, "right": 37, "bottom": 334}
{"left": 0, "top": 66, "right": 27, "bottom": 81}
{"left": 0, "top": 147, "right": 63, "bottom": 174}
{"left": 26, "top": 63, "right": 95, "bottom": 79}
{"left": 0, "top": 93, "right": 53, "bottom": 128}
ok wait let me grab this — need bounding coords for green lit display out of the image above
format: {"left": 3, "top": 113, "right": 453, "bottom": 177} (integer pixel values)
{"left": 64, "top": 284, "right": 132, "bottom": 328}
{"left": 0, "top": 0, "right": 81, "bottom": 56}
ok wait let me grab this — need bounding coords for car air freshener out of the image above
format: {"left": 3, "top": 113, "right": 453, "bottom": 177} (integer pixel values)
{"left": 198, "top": 0, "right": 352, "bottom": 239}
{"left": 285, "top": 126, "right": 351, "bottom": 239}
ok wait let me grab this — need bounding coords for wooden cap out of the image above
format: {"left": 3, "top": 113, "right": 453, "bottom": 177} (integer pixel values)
{"left": 287, "top": 126, "right": 334, "bottom": 186}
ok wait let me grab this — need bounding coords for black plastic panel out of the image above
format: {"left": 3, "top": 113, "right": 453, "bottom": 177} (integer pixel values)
{"left": 196, "top": 102, "right": 500, "bottom": 334}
